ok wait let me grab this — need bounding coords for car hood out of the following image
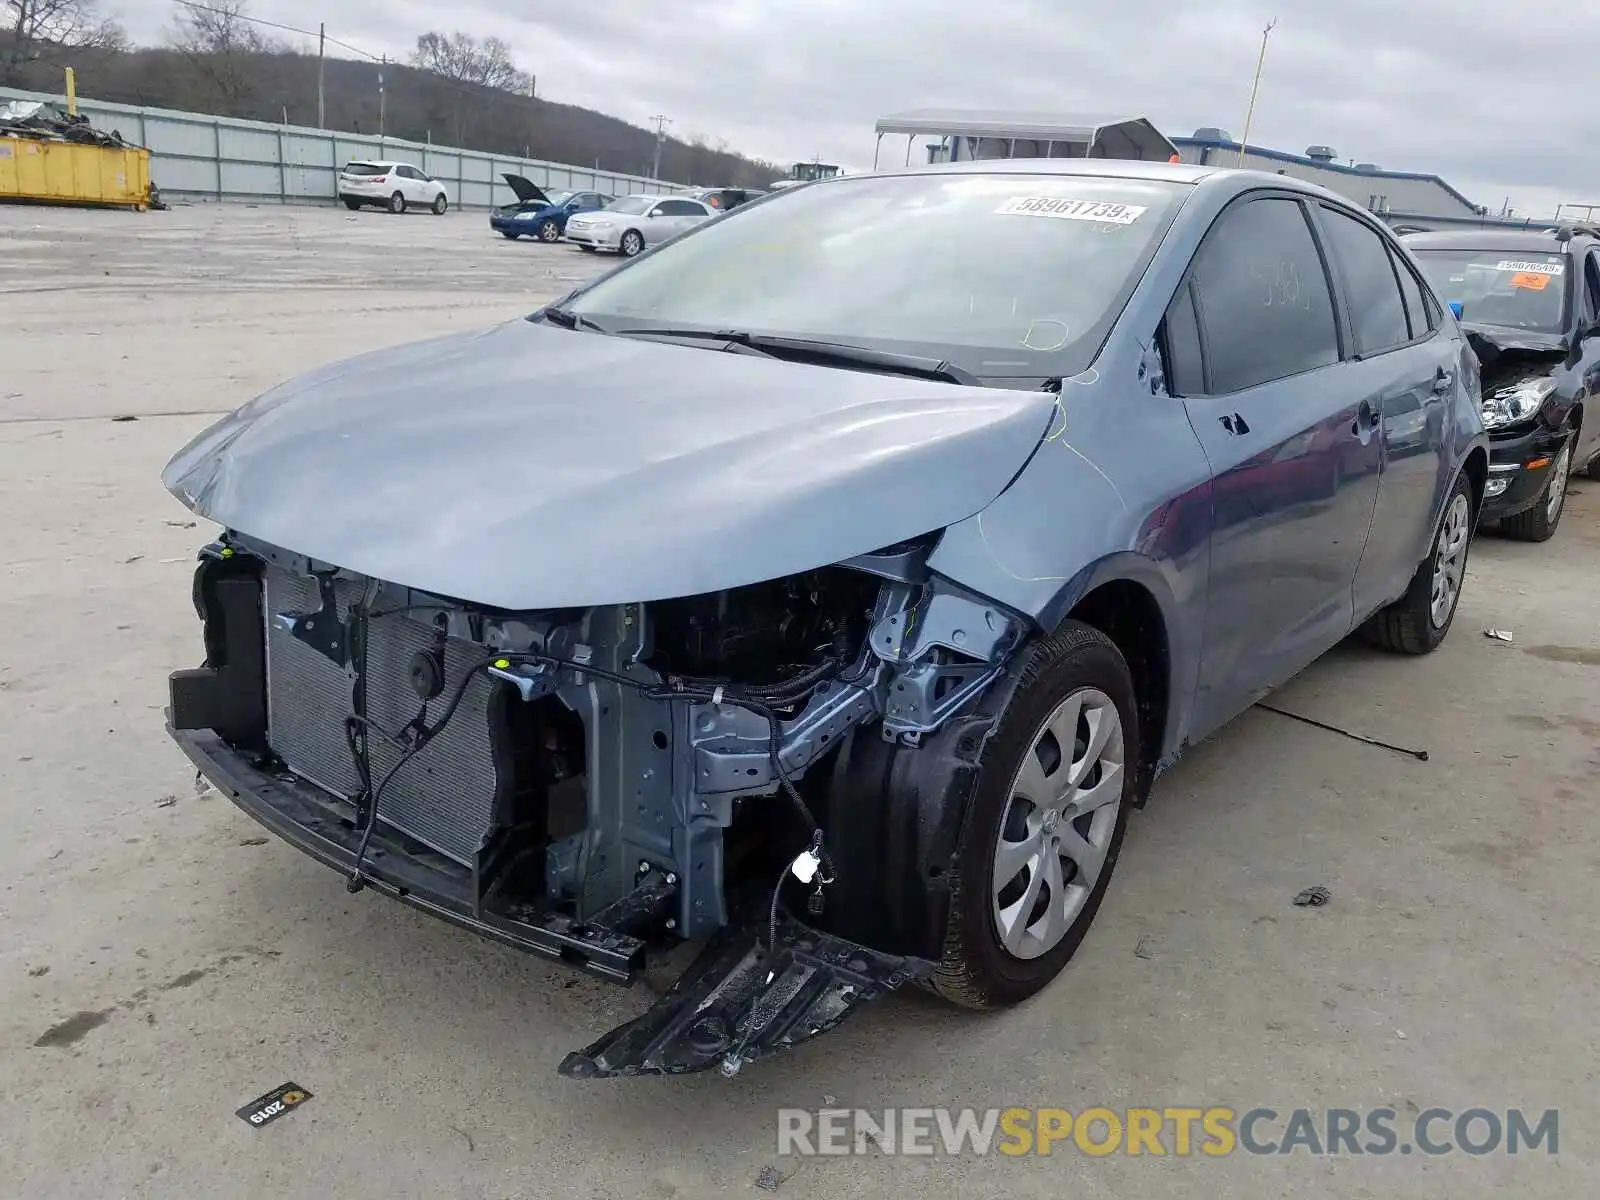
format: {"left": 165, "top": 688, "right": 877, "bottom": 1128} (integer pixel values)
{"left": 162, "top": 321, "right": 1056, "bottom": 609}
{"left": 569, "top": 211, "right": 624, "bottom": 224}
{"left": 501, "top": 173, "right": 550, "bottom": 204}
{"left": 1463, "top": 324, "right": 1569, "bottom": 358}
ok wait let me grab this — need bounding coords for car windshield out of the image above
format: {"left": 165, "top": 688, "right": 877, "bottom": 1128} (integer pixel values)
{"left": 1410, "top": 248, "right": 1570, "bottom": 334}
{"left": 604, "top": 196, "right": 655, "bottom": 215}
{"left": 545, "top": 191, "right": 575, "bottom": 207}
{"left": 343, "top": 162, "right": 388, "bottom": 176}
{"left": 565, "top": 172, "right": 1191, "bottom": 378}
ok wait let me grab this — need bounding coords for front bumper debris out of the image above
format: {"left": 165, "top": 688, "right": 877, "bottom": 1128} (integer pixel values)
{"left": 1481, "top": 425, "right": 1567, "bottom": 520}
{"left": 170, "top": 718, "right": 934, "bottom": 1077}
{"left": 559, "top": 912, "right": 933, "bottom": 1079}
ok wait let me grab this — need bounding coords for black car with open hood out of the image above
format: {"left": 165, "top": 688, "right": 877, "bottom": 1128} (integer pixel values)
{"left": 1405, "top": 227, "right": 1600, "bottom": 542}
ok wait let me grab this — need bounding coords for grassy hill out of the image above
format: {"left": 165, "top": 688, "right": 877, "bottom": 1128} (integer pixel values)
{"left": 1, "top": 39, "right": 784, "bottom": 187}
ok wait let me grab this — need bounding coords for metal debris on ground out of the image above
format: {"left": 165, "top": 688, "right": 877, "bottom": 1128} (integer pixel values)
{"left": 754, "top": 1164, "right": 785, "bottom": 1192}
{"left": 1484, "top": 629, "right": 1515, "bottom": 643}
{"left": 1255, "top": 702, "right": 1429, "bottom": 762}
{"left": 1134, "top": 935, "right": 1156, "bottom": 959}
{"left": 1293, "top": 886, "right": 1332, "bottom": 908}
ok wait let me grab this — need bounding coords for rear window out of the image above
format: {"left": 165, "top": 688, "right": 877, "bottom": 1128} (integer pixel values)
{"left": 343, "top": 162, "right": 389, "bottom": 177}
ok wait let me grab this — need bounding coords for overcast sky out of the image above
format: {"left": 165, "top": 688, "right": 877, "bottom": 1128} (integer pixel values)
{"left": 111, "top": 0, "right": 1591, "bottom": 217}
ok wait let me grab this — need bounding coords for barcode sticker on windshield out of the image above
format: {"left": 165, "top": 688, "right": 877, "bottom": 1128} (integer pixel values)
{"left": 1495, "top": 259, "right": 1564, "bottom": 275}
{"left": 995, "top": 197, "right": 1148, "bottom": 224}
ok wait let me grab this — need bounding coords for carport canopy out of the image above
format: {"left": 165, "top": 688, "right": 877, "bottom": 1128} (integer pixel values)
{"left": 872, "top": 109, "right": 1178, "bottom": 166}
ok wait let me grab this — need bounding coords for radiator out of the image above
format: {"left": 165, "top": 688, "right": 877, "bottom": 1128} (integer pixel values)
{"left": 262, "top": 566, "right": 501, "bottom": 866}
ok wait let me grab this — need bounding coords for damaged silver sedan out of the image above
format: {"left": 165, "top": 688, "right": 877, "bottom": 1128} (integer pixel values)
{"left": 163, "top": 161, "right": 1488, "bottom": 1078}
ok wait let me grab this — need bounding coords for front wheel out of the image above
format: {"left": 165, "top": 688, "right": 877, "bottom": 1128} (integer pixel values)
{"left": 620, "top": 229, "right": 644, "bottom": 257}
{"left": 501, "top": 230, "right": 521, "bottom": 240}
{"left": 388, "top": 191, "right": 406, "bottom": 215}
{"left": 1501, "top": 437, "right": 1571, "bottom": 542}
{"left": 431, "top": 193, "right": 448, "bottom": 215}
{"left": 929, "top": 622, "right": 1137, "bottom": 1010}
{"left": 1363, "top": 469, "right": 1474, "bottom": 654}
{"left": 537, "top": 218, "right": 560, "bottom": 242}
{"left": 577, "top": 244, "right": 597, "bottom": 253}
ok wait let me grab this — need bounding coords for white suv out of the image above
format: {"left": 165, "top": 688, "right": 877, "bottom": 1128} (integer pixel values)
{"left": 338, "top": 161, "right": 450, "bottom": 215}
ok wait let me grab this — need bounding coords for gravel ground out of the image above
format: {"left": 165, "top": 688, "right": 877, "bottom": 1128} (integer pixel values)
{"left": 1, "top": 202, "right": 1595, "bottom": 1200}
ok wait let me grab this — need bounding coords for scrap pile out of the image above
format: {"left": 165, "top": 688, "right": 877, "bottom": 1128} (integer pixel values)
{"left": 0, "top": 100, "right": 141, "bottom": 149}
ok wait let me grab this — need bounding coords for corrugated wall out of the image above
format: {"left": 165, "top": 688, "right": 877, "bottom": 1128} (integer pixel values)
{"left": 1174, "top": 143, "right": 1479, "bottom": 220}
{"left": 0, "top": 86, "right": 679, "bottom": 208}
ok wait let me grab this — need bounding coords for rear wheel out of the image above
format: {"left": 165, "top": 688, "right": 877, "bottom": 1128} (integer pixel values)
{"left": 620, "top": 229, "right": 644, "bottom": 257}
{"left": 1363, "top": 470, "right": 1473, "bottom": 654}
{"left": 342, "top": 198, "right": 361, "bottom": 211}
{"left": 431, "top": 193, "right": 448, "bottom": 215}
{"left": 537, "top": 218, "right": 561, "bottom": 242}
{"left": 930, "top": 622, "right": 1137, "bottom": 1010}
{"left": 1501, "top": 437, "right": 1572, "bottom": 542}
{"left": 389, "top": 191, "right": 406, "bottom": 215}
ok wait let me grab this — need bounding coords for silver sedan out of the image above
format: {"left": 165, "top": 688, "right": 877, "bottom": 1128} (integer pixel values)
{"left": 564, "top": 194, "right": 716, "bottom": 257}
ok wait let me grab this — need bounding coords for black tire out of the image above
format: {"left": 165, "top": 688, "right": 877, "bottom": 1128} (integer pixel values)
{"left": 929, "top": 621, "right": 1138, "bottom": 1011}
{"left": 342, "top": 199, "right": 361, "bottom": 211}
{"left": 501, "top": 230, "right": 521, "bottom": 240}
{"left": 537, "top": 218, "right": 561, "bottom": 242}
{"left": 1501, "top": 434, "right": 1572, "bottom": 542}
{"left": 1363, "top": 469, "right": 1474, "bottom": 654}
{"left": 431, "top": 193, "right": 448, "bottom": 215}
{"left": 577, "top": 244, "right": 597, "bottom": 252}
{"left": 388, "top": 191, "right": 406, "bottom": 215}
{"left": 620, "top": 229, "right": 644, "bottom": 257}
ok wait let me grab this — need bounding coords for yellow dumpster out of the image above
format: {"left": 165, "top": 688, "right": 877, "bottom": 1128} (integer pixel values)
{"left": 0, "top": 136, "right": 153, "bottom": 210}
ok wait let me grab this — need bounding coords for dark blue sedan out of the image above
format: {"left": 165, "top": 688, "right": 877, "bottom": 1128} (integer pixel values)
{"left": 489, "top": 174, "right": 613, "bottom": 242}
{"left": 163, "top": 160, "right": 1489, "bottom": 1079}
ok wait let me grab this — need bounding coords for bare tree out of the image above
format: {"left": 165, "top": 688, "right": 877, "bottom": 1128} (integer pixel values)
{"left": 3, "top": 0, "right": 127, "bottom": 81}
{"left": 164, "top": 0, "right": 275, "bottom": 113}
{"left": 411, "top": 31, "right": 530, "bottom": 92}
{"left": 411, "top": 30, "right": 532, "bottom": 144}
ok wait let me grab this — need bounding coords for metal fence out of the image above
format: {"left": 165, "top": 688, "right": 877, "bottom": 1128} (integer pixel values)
{"left": 1, "top": 85, "right": 679, "bottom": 208}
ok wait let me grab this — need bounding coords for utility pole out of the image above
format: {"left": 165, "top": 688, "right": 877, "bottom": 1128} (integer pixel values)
{"left": 378, "top": 55, "right": 386, "bottom": 140}
{"left": 649, "top": 113, "right": 671, "bottom": 180}
{"left": 1236, "top": 17, "right": 1277, "bottom": 167}
{"left": 316, "top": 23, "right": 326, "bottom": 130}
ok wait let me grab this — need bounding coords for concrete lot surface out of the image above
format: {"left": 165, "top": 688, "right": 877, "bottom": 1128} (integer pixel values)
{"left": 1, "top": 203, "right": 1596, "bottom": 1199}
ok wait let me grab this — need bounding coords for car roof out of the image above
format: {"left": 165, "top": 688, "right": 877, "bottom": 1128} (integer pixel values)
{"left": 822, "top": 158, "right": 1368, "bottom": 202}
{"left": 1401, "top": 228, "right": 1590, "bottom": 252}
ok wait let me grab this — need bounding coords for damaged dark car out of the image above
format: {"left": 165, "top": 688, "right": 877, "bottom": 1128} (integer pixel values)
{"left": 1405, "top": 227, "right": 1600, "bottom": 541}
{"left": 164, "top": 162, "right": 1488, "bottom": 1079}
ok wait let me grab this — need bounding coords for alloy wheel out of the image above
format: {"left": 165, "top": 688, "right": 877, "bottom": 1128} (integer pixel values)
{"left": 1429, "top": 491, "right": 1471, "bottom": 628}
{"left": 991, "top": 687, "right": 1125, "bottom": 961}
{"left": 1546, "top": 443, "right": 1571, "bottom": 524}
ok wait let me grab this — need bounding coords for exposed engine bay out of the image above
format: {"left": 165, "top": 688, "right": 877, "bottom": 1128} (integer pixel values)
{"left": 168, "top": 532, "right": 1024, "bottom": 1077}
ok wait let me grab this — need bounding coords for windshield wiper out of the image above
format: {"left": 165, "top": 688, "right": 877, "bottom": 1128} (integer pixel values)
{"left": 611, "top": 327, "right": 982, "bottom": 386}
{"left": 538, "top": 306, "right": 608, "bottom": 333}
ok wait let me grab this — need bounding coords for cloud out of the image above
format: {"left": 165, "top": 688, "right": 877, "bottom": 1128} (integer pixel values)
{"left": 108, "top": 0, "right": 1592, "bottom": 215}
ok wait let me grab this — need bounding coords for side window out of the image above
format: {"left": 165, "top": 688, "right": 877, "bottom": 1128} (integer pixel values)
{"left": 1319, "top": 207, "right": 1411, "bottom": 355}
{"left": 1585, "top": 250, "right": 1600, "bottom": 320}
{"left": 660, "top": 199, "right": 702, "bottom": 216}
{"left": 1162, "top": 282, "right": 1204, "bottom": 396}
{"left": 1189, "top": 197, "right": 1341, "bottom": 394}
{"left": 1391, "top": 248, "right": 1435, "bottom": 340}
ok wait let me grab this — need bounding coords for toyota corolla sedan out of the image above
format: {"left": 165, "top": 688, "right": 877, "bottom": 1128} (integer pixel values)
{"left": 563, "top": 193, "right": 716, "bottom": 256}
{"left": 162, "top": 161, "right": 1487, "bottom": 1081}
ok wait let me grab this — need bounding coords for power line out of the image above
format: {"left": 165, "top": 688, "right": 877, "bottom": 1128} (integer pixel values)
{"left": 170, "top": 0, "right": 378, "bottom": 60}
